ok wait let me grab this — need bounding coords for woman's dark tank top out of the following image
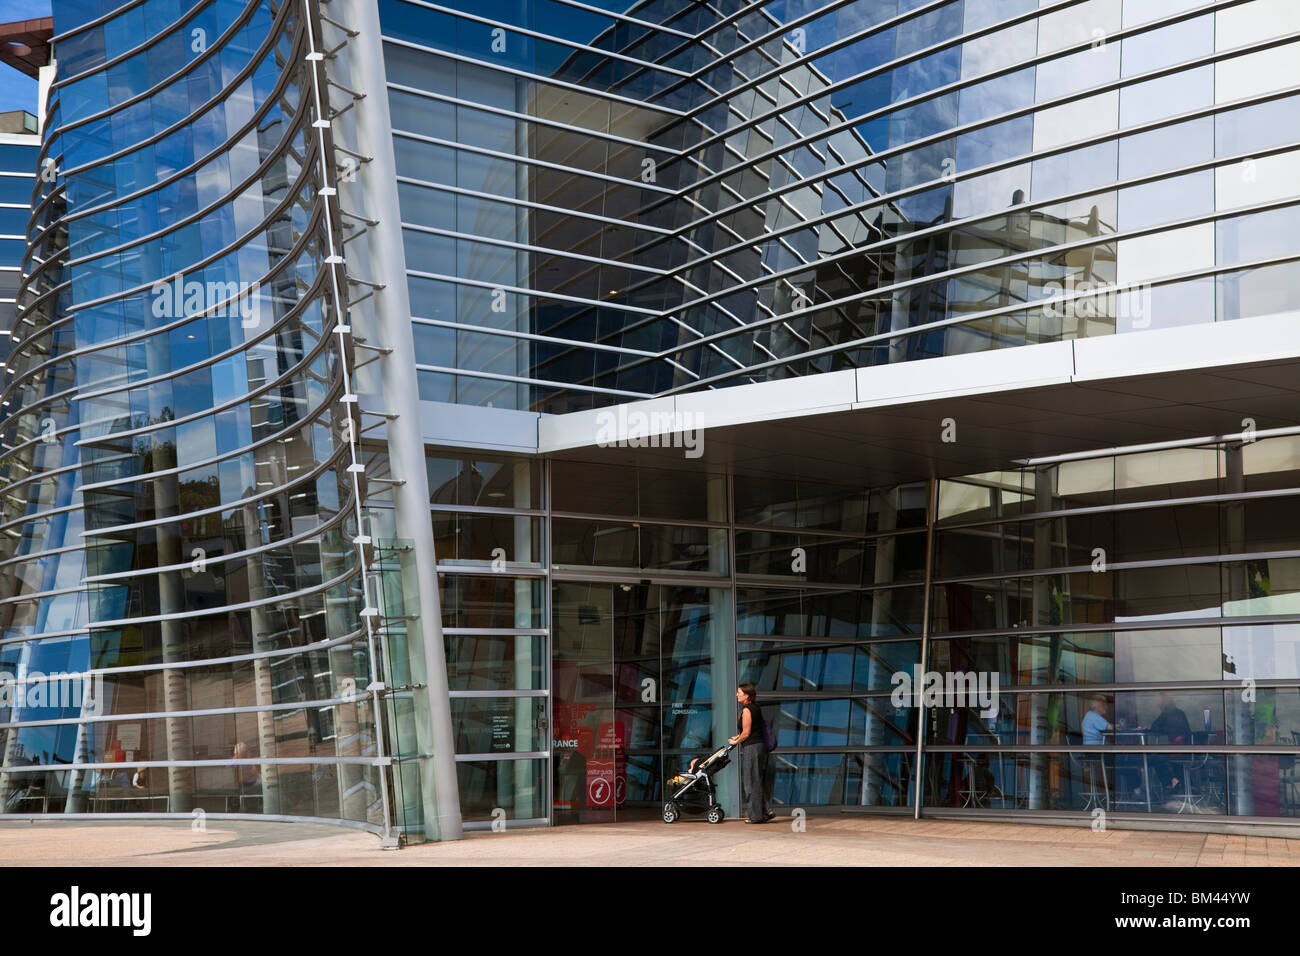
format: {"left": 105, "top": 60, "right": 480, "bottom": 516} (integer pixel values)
{"left": 738, "top": 702, "right": 766, "bottom": 749}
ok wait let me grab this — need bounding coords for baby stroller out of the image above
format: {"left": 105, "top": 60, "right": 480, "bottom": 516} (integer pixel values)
{"left": 662, "top": 743, "right": 733, "bottom": 824}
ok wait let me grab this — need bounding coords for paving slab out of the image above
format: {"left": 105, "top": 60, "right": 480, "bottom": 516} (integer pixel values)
{"left": 1, "top": 816, "right": 1297, "bottom": 866}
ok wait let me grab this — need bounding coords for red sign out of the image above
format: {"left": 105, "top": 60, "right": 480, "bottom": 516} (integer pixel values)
{"left": 586, "top": 721, "right": 626, "bottom": 809}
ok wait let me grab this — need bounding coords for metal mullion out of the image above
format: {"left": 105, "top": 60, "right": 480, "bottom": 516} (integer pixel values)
{"left": 544, "top": 456, "right": 554, "bottom": 825}
{"left": 933, "top": 548, "right": 1300, "bottom": 587}
{"left": 379, "top": 37, "right": 688, "bottom": 116}
{"left": 926, "top": 744, "right": 1300, "bottom": 754}
{"left": 732, "top": 576, "right": 924, "bottom": 594}
{"left": 396, "top": 175, "right": 675, "bottom": 233}
{"left": 413, "top": 316, "right": 661, "bottom": 359}
{"left": 0, "top": 757, "right": 385, "bottom": 773}
{"left": 940, "top": 478, "right": 1300, "bottom": 534}
{"left": 405, "top": 266, "right": 661, "bottom": 316}
{"left": 454, "top": 751, "right": 549, "bottom": 761}
{"left": 733, "top": 521, "right": 926, "bottom": 542}
{"left": 545, "top": 0, "right": 696, "bottom": 40}
{"left": 71, "top": 289, "right": 336, "bottom": 445}
{"left": 0, "top": 759, "right": 384, "bottom": 775}
{"left": 737, "top": 633, "right": 920, "bottom": 646}
{"left": 774, "top": 746, "right": 915, "bottom": 755}
{"left": 548, "top": 567, "right": 731, "bottom": 588}
{"left": 0, "top": 692, "right": 376, "bottom": 730}
{"left": 1018, "top": 428, "right": 1300, "bottom": 468}
{"left": 935, "top": 612, "right": 1300, "bottom": 641}
{"left": 397, "top": 0, "right": 694, "bottom": 78}
{"left": 429, "top": 502, "right": 546, "bottom": 518}
{"left": 931, "top": 678, "right": 1300, "bottom": 695}
{"left": 0, "top": 627, "right": 363, "bottom": 672}
{"left": 12, "top": 165, "right": 333, "bottom": 363}
{"left": 435, "top": 564, "right": 549, "bottom": 577}
{"left": 549, "top": 509, "right": 730, "bottom": 530}
{"left": 400, "top": 220, "right": 670, "bottom": 276}
{"left": 913, "top": 477, "right": 937, "bottom": 819}
{"left": 414, "top": 363, "right": 654, "bottom": 398}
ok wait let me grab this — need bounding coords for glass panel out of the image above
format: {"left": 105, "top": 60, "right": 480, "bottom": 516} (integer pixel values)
{"left": 456, "top": 758, "right": 547, "bottom": 823}
{"left": 1215, "top": 41, "right": 1300, "bottom": 103}
{"left": 446, "top": 634, "right": 547, "bottom": 690}
{"left": 928, "top": 627, "right": 1223, "bottom": 686}
{"left": 440, "top": 575, "right": 544, "bottom": 628}
{"left": 426, "top": 453, "right": 543, "bottom": 509}
{"left": 551, "top": 518, "right": 723, "bottom": 574}
{"left": 739, "top": 639, "right": 921, "bottom": 693}
{"left": 433, "top": 511, "right": 543, "bottom": 567}
{"left": 450, "top": 697, "right": 547, "bottom": 754}
{"left": 771, "top": 753, "right": 848, "bottom": 807}
{"left": 1120, "top": 65, "right": 1212, "bottom": 127}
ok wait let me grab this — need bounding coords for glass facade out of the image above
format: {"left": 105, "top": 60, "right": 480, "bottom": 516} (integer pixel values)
{"left": 0, "top": 1, "right": 398, "bottom": 831}
{"left": 1, "top": 0, "right": 1298, "bottom": 840}
{"left": 421, "top": 445, "right": 1300, "bottom": 824}
{"left": 379, "top": 0, "right": 1300, "bottom": 414}
{"left": 0, "top": 131, "right": 37, "bottom": 387}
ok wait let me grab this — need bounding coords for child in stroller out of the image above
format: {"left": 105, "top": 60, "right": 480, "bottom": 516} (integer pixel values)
{"left": 662, "top": 743, "right": 733, "bottom": 824}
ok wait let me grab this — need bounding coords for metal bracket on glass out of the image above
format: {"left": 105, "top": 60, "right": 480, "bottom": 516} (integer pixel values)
{"left": 333, "top": 143, "right": 372, "bottom": 166}
{"left": 320, "top": 12, "right": 358, "bottom": 42}
{"left": 345, "top": 274, "right": 385, "bottom": 291}
{"left": 352, "top": 341, "right": 393, "bottom": 369}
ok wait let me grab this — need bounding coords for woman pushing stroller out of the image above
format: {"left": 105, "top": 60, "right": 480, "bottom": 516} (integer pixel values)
{"left": 729, "top": 683, "right": 775, "bottom": 824}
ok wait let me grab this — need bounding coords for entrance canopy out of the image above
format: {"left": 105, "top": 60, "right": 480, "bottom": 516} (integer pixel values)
{"left": 538, "top": 311, "right": 1300, "bottom": 486}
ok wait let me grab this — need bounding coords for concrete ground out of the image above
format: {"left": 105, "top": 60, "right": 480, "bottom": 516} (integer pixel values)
{"left": 1, "top": 815, "right": 1298, "bottom": 865}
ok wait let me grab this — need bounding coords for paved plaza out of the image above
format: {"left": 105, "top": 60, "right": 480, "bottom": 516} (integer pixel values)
{"left": 1, "top": 815, "right": 1297, "bottom": 866}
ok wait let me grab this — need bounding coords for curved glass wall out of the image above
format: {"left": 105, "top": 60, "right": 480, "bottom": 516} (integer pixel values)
{"left": 0, "top": 0, "right": 385, "bottom": 827}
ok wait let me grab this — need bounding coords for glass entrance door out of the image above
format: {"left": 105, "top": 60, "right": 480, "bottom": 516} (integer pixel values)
{"left": 551, "top": 580, "right": 735, "bottom": 824}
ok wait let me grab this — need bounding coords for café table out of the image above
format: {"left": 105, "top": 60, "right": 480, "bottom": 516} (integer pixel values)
{"left": 1108, "top": 729, "right": 1152, "bottom": 813}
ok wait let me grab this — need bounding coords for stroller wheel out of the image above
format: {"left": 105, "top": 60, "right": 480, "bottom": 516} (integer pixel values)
{"left": 706, "top": 805, "right": 725, "bottom": 825}
{"left": 662, "top": 802, "right": 680, "bottom": 824}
